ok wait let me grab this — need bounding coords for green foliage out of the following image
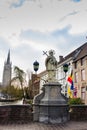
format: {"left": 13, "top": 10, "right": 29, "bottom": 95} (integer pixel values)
{"left": 68, "top": 98, "right": 84, "bottom": 105}
{"left": 26, "top": 99, "right": 33, "bottom": 105}
{"left": 1, "top": 85, "right": 23, "bottom": 99}
{"left": 13, "top": 66, "right": 25, "bottom": 89}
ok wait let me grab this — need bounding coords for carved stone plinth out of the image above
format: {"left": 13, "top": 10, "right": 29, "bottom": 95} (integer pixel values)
{"left": 33, "top": 82, "right": 69, "bottom": 124}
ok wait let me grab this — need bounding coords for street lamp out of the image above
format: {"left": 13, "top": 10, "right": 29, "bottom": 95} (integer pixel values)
{"left": 63, "top": 63, "right": 69, "bottom": 97}
{"left": 63, "top": 63, "right": 69, "bottom": 73}
{"left": 33, "top": 60, "right": 39, "bottom": 74}
{"left": 33, "top": 61, "right": 39, "bottom": 98}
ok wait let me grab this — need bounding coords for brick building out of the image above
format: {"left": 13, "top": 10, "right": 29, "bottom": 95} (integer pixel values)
{"left": 29, "top": 74, "right": 40, "bottom": 98}
{"left": 57, "top": 42, "right": 87, "bottom": 104}
{"left": 73, "top": 42, "right": 87, "bottom": 104}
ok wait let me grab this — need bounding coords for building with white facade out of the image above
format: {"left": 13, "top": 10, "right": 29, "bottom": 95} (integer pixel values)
{"left": 57, "top": 56, "right": 73, "bottom": 97}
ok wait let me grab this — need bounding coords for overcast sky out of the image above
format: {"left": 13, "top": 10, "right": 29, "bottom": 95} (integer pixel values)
{"left": 0, "top": 0, "right": 87, "bottom": 82}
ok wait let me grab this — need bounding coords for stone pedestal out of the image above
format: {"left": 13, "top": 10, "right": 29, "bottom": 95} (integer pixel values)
{"left": 33, "top": 82, "right": 69, "bottom": 124}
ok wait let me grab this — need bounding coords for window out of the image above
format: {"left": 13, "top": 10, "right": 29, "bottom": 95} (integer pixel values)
{"left": 81, "top": 87, "right": 85, "bottom": 100}
{"left": 75, "top": 72, "right": 78, "bottom": 83}
{"left": 81, "top": 57, "right": 85, "bottom": 66}
{"left": 74, "top": 61, "right": 77, "bottom": 69}
{"left": 81, "top": 69, "right": 85, "bottom": 81}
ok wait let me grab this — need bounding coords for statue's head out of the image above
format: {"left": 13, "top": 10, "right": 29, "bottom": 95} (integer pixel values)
{"left": 49, "top": 50, "right": 55, "bottom": 56}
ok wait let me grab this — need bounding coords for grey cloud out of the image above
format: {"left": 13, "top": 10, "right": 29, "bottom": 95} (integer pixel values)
{"left": 20, "top": 29, "right": 54, "bottom": 45}
{"left": 59, "top": 11, "right": 79, "bottom": 22}
{"left": 71, "top": 0, "right": 81, "bottom": 2}
{"left": 19, "top": 26, "right": 87, "bottom": 57}
{"left": 10, "top": 0, "right": 25, "bottom": 8}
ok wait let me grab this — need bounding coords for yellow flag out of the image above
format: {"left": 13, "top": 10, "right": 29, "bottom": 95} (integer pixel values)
{"left": 67, "top": 86, "right": 73, "bottom": 98}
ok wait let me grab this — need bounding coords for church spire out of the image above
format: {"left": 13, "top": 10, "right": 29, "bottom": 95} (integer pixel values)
{"left": 7, "top": 49, "right": 10, "bottom": 64}
{"left": 2, "top": 49, "right": 12, "bottom": 87}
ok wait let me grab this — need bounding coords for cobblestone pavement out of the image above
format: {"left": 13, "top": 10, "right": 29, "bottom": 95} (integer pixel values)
{"left": 0, "top": 121, "right": 87, "bottom": 130}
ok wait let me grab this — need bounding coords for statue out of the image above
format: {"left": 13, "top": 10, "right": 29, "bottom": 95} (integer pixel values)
{"left": 45, "top": 50, "right": 57, "bottom": 82}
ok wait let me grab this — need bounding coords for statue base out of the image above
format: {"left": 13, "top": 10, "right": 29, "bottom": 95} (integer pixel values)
{"left": 33, "top": 82, "right": 69, "bottom": 124}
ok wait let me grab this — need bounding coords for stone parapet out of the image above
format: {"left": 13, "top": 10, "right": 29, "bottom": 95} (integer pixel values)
{"left": 70, "top": 105, "right": 87, "bottom": 121}
{"left": 0, "top": 105, "right": 33, "bottom": 124}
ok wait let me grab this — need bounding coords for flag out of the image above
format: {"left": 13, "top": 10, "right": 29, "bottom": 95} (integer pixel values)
{"left": 67, "top": 70, "right": 73, "bottom": 84}
{"left": 73, "top": 87, "right": 77, "bottom": 98}
{"left": 67, "top": 70, "right": 74, "bottom": 97}
{"left": 67, "top": 70, "right": 74, "bottom": 90}
{"left": 70, "top": 81, "right": 74, "bottom": 90}
{"left": 67, "top": 86, "right": 73, "bottom": 98}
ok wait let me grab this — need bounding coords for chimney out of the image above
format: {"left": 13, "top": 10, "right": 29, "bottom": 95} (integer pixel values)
{"left": 59, "top": 55, "right": 63, "bottom": 62}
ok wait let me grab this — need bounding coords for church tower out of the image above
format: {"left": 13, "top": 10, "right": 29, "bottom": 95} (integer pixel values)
{"left": 2, "top": 50, "right": 12, "bottom": 87}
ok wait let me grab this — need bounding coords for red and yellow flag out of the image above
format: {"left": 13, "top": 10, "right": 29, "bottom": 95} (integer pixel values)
{"left": 67, "top": 70, "right": 73, "bottom": 84}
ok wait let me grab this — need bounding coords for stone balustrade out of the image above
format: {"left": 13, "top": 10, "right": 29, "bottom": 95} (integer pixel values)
{"left": 69, "top": 105, "right": 87, "bottom": 121}
{"left": 0, "top": 104, "right": 87, "bottom": 124}
{"left": 0, "top": 105, "right": 33, "bottom": 124}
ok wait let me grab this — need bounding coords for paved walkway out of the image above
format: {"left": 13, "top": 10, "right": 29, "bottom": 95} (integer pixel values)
{"left": 0, "top": 121, "right": 87, "bottom": 130}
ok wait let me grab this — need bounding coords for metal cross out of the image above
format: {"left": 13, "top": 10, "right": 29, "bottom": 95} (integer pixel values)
{"left": 43, "top": 51, "right": 48, "bottom": 56}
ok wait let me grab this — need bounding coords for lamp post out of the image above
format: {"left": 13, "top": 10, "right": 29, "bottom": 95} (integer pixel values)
{"left": 33, "top": 61, "right": 39, "bottom": 98}
{"left": 63, "top": 63, "right": 69, "bottom": 74}
{"left": 63, "top": 63, "right": 69, "bottom": 97}
{"left": 33, "top": 60, "right": 39, "bottom": 74}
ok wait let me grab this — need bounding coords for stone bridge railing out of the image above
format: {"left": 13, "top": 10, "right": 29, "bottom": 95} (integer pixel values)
{"left": 0, "top": 104, "right": 87, "bottom": 124}
{"left": 69, "top": 105, "right": 87, "bottom": 121}
{"left": 0, "top": 105, "right": 33, "bottom": 124}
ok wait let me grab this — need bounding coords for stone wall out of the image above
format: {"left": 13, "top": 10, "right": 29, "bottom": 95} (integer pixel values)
{"left": 0, "top": 105, "right": 33, "bottom": 124}
{"left": 0, "top": 104, "right": 87, "bottom": 124}
{"left": 70, "top": 105, "right": 87, "bottom": 121}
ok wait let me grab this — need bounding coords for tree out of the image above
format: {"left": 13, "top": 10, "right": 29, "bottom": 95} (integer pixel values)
{"left": 1, "top": 85, "right": 23, "bottom": 99}
{"left": 11, "top": 66, "right": 25, "bottom": 97}
{"left": 14, "top": 66, "right": 25, "bottom": 88}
